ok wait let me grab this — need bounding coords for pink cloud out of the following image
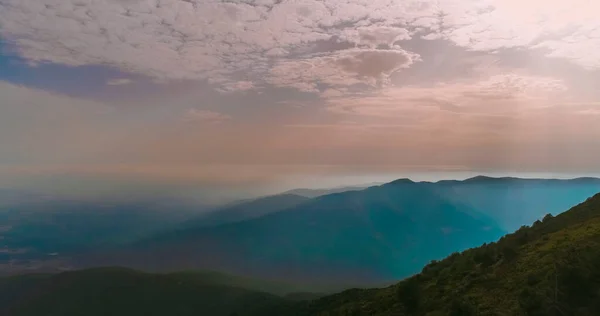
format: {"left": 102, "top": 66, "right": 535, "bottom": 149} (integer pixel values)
{"left": 185, "top": 109, "right": 232, "bottom": 124}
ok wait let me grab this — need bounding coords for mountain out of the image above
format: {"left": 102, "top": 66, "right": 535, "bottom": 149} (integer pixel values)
{"left": 7, "top": 176, "right": 600, "bottom": 281}
{"left": 252, "top": 192, "right": 600, "bottom": 316}
{"left": 181, "top": 194, "right": 310, "bottom": 228}
{"left": 282, "top": 184, "right": 382, "bottom": 198}
{"left": 432, "top": 176, "right": 600, "bottom": 231}
{"left": 80, "top": 180, "right": 504, "bottom": 284}
{"left": 0, "top": 267, "right": 290, "bottom": 316}
{"left": 7, "top": 192, "right": 600, "bottom": 316}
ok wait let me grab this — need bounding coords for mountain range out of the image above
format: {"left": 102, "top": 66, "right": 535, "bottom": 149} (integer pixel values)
{"left": 281, "top": 184, "right": 382, "bottom": 198}
{"left": 181, "top": 194, "right": 310, "bottom": 228}
{"left": 431, "top": 176, "right": 600, "bottom": 231}
{"left": 73, "top": 177, "right": 600, "bottom": 285}
{"left": 3, "top": 176, "right": 600, "bottom": 285}
{"left": 3, "top": 189, "right": 600, "bottom": 316}
{"left": 77, "top": 179, "right": 503, "bottom": 284}
{"left": 250, "top": 192, "right": 600, "bottom": 315}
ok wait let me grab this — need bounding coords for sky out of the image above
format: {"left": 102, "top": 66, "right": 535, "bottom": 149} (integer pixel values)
{"left": 1, "top": 0, "right": 600, "bottom": 199}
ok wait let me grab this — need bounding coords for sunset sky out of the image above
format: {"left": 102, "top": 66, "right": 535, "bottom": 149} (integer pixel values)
{"left": 1, "top": 0, "right": 599, "bottom": 199}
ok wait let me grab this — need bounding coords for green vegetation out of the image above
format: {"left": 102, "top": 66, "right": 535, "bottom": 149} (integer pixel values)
{"left": 251, "top": 192, "right": 600, "bottom": 316}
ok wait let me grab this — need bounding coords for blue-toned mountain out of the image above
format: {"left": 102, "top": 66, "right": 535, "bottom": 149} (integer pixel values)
{"left": 84, "top": 180, "right": 504, "bottom": 284}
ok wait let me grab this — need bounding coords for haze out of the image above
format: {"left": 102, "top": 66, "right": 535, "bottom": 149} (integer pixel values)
{"left": 1, "top": 0, "right": 599, "bottom": 199}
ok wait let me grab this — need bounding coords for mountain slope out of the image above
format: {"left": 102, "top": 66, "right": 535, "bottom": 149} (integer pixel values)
{"left": 182, "top": 194, "right": 310, "bottom": 227}
{"left": 0, "top": 267, "right": 290, "bottom": 316}
{"left": 86, "top": 181, "right": 504, "bottom": 284}
{"left": 433, "top": 177, "right": 600, "bottom": 231}
{"left": 282, "top": 185, "right": 380, "bottom": 198}
{"left": 256, "top": 192, "right": 600, "bottom": 316}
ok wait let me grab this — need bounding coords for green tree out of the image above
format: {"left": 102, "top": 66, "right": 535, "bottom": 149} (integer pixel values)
{"left": 396, "top": 277, "right": 421, "bottom": 314}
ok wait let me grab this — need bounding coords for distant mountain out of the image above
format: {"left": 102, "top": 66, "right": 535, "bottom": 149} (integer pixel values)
{"left": 82, "top": 181, "right": 504, "bottom": 284}
{"left": 281, "top": 184, "right": 381, "bottom": 198}
{"left": 7, "top": 192, "right": 600, "bottom": 316}
{"left": 0, "top": 267, "right": 290, "bottom": 316}
{"left": 181, "top": 194, "right": 310, "bottom": 228}
{"left": 432, "top": 176, "right": 600, "bottom": 231}
{"left": 255, "top": 192, "right": 600, "bottom": 316}
{"left": 8, "top": 176, "right": 600, "bottom": 283}
{"left": 282, "top": 177, "right": 600, "bottom": 231}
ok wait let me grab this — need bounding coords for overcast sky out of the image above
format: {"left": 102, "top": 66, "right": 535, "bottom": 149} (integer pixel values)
{"left": 1, "top": 0, "right": 599, "bottom": 198}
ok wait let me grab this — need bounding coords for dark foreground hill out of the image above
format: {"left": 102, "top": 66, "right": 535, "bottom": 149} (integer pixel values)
{"left": 0, "top": 267, "right": 291, "bottom": 316}
{"left": 250, "top": 192, "right": 600, "bottom": 316}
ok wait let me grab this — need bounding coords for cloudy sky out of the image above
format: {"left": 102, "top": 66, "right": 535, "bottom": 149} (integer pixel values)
{"left": 1, "top": 0, "right": 599, "bottom": 197}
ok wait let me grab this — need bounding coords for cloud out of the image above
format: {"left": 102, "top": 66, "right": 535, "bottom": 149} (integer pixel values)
{"left": 2, "top": 0, "right": 600, "bottom": 182}
{"left": 320, "top": 88, "right": 345, "bottom": 98}
{"left": 577, "top": 109, "right": 600, "bottom": 116}
{"left": 434, "top": 0, "right": 600, "bottom": 69}
{"left": 0, "top": 81, "right": 129, "bottom": 164}
{"left": 267, "top": 48, "right": 418, "bottom": 92}
{"left": 326, "top": 73, "right": 569, "bottom": 117}
{"left": 2, "top": 79, "right": 600, "bottom": 186}
{"left": 185, "top": 109, "right": 231, "bottom": 123}
{"left": 106, "top": 78, "right": 133, "bottom": 86}
{"left": 1, "top": 0, "right": 597, "bottom": 92}
{"left": 339, "top": 26, "right": 412, "bottom": 49}
{"left": 215, "top": 80, "right": 256, "bottom": 93}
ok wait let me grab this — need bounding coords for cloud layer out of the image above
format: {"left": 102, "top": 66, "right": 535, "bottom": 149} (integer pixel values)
{"left": 106, "top": 78, "right": 133, "bottom": 86}
{"left": 1, "top": 0, "right": 600, "bottom": 192}
{"left": 1, "top": 0, "right": 598, "bottom": 93}
{"left": 185, "top": 109, "right": 231, "bottom": 123}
